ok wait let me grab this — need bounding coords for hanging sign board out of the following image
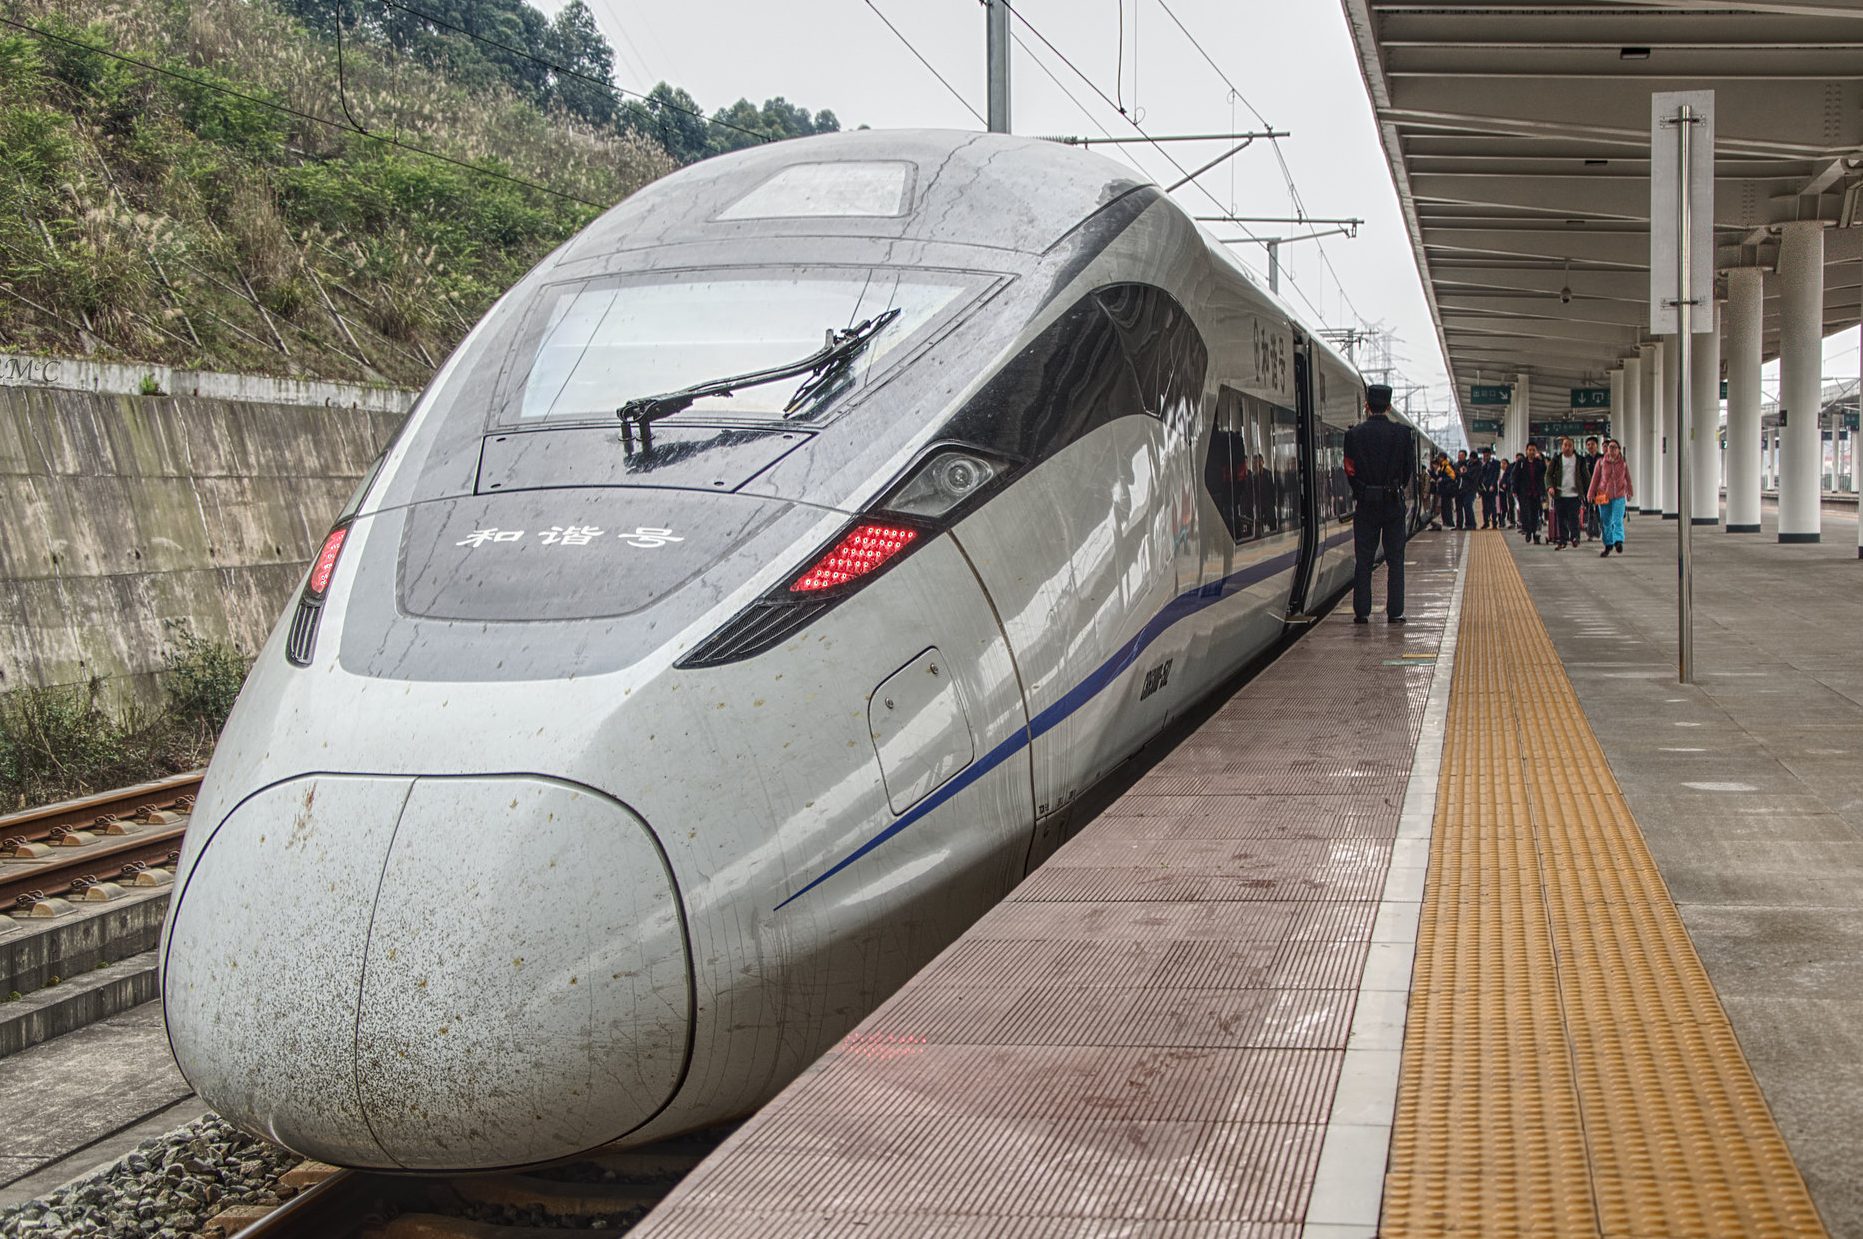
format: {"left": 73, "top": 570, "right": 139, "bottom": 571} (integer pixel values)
{"left": 1650, "top": 90, "right": 1715, "bottom": 336}
{"left": 1535, "top": 419, "right": 1611, "bottom": 439}
{"left": 1469, "top": 384, "right": 1512, "bottom": 406}
{"left": 1570, "top": 388, "right": 1611, "bottom": 409}
{"left": 1469, "top": 417, "right": 1502, "bottom": 434}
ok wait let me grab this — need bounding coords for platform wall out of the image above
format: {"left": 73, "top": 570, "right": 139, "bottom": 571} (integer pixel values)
{"left": 0, "top": 367, "right": 414, "bottom": 705}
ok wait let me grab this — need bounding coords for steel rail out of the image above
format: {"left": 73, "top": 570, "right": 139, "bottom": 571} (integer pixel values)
{"left": 0, "top": 771, "right": 204, "bottom": 841}
{"left": 0, "top": 825, "right": 189, "bottom": 909}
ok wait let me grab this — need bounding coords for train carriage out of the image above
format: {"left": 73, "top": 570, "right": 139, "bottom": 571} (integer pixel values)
{"left": 159, "top": 130, "right": 1434, "bottom": 1172}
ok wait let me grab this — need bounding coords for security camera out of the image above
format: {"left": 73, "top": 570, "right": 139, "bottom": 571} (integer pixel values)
{"left": 1559, "top": 286, "right": 1572, "bottom": 304}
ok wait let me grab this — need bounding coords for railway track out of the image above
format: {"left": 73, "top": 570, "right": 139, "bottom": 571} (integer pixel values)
{"left": 224, "top": 1132, "right": 730, "bottom": 1238}
{"left": 0, "top": 771, "right": 202, "bottom": 912}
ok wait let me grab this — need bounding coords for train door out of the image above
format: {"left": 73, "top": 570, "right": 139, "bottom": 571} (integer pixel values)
{"left": 1287, "top": 345, "right": 1321, "bottom": 616}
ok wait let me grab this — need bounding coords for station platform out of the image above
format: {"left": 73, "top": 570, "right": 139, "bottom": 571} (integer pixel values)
{"left": 635, "top": 520, "right": 1855, "bottom": 1238}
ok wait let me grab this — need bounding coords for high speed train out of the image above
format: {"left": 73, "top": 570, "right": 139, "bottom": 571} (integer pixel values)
{"left": 160, "top": 130, "right": 1434, "bottom": 1172}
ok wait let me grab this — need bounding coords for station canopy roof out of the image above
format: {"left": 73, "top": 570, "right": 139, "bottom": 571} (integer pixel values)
{"left": 1342, "top": 0, "right": 1863, "bottom": 437}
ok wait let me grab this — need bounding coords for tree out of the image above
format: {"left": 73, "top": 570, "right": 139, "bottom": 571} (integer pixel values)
{"left": 544, "top": 1, "right": 615, "bottom": 126}
{"left": 703, "top": 94, "right": 841, "bottom": 158}
{"left": 619, "top": 82, "right": 709, "bottom": 165}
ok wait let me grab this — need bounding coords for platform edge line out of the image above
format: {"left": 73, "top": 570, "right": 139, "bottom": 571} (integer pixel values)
{"left": 1301, "top": 539, "right": 1468, "bottom": 1237}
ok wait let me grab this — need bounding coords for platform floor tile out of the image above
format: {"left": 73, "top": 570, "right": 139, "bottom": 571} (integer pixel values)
{"left": 1383, "top": 531, "right": 1827, "bottom": 1238}
{"left": 635, "top": 537, "right": 1464, "bottom": 1236}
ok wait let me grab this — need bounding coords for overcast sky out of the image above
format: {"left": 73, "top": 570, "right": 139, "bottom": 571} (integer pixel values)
{"left": 539, "top": 0, "right": 1857, "bottom": 431}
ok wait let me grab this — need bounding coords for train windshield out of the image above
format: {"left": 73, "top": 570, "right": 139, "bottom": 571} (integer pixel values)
{"left": 509, "top": 269, "right": 979, "bottom": 424}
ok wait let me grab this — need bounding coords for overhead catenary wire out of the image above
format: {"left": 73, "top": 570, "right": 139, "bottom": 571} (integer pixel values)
{"left": 860, "top": 0, "right": 987, "bottom": 126}
{"left": 0, "top": 15, "right": 606, "bottom": 208}
{"left": 1008, "top": 28, "right": 1158, "bottom": 184}
{"left": 1151, "top": 0, "right": 1369, "bottom": 326}
{"left": 1005, "top": 5, "right": 1333, "bottom": 326}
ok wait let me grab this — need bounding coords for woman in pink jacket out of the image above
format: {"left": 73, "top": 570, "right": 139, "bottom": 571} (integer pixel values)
{"left": 1588, "top": 438, "right": 1633, "bottom": 556}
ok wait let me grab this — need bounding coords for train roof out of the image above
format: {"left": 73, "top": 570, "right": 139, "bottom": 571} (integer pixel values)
{"left": 558, "top": 129, "right": 1153, "bottom": 264}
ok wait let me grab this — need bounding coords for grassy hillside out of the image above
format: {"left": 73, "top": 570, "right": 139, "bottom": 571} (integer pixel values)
{"left": 0, "top": 0, "right": 675, "bottom": 386}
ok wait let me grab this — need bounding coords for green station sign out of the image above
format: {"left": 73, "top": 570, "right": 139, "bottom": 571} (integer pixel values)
{"left": 1469, "top": 384, "right": 1513, "bottom": 406}
{"left": 1570, "top": 388, "right": 1611, "bottom": 409}
{"left": 1534, "top": 419, "right": 1611, "bottom": 439}
{"left": 1469, "top": 417, "right": 1503, "bottom": 434}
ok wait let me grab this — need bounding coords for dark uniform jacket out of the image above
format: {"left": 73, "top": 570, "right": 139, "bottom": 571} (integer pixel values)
{"left": 1456, "top": 460, "right": 1480, "bottom": 496}
{"left": 1511, "top": 455, "right": 1549, "bottom": 496}
{"left": 1479, "top": 457, "right": 1503, "bottom": 490}
{"left": 1343, "top": 413, "right": 1415, "bottom": 505}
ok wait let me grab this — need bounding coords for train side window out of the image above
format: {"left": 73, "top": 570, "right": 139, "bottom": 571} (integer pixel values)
{"left": 1323, "top": 424, "right": 1353, "bottom": 520}
{"left": 1271, "top": 404, "right": 1303, "bottom": 534}
{"left": 1097, "top": 283, "right": 1208, "bottom": 435}
{"left": 939, "top": 295, "right": 1144, "bottom": 464}
{"left": 1203, "top": 388, "right": 1251, "bottom": 542}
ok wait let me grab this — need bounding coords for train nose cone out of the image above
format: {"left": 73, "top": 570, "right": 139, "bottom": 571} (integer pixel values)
{"left": 163, "top": 775, "right": 690, "bottom": 1170}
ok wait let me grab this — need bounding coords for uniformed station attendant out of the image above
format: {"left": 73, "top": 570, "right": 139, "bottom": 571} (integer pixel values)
{"left": 1341, "top": 383, "right": 1416, "bottom": 625}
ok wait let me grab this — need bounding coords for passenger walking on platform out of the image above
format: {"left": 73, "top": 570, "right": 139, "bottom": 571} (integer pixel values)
{"left": 1548, "top": 436, "right": 1585, "bottom": 550}
{"left": 1581, "top": 436, "right": 1603, "bottom": 541}
{"left": 1513, "top": 442, "right": 1548, "bottom": 544}
{"left": 1588, "top": 437, "right": 1632, "bottom": 556}
{"left": 1343, "top": 383, "right": 1415, "bottom": 625}
{"left": 1499, "top": 453, "right": 1518, "bottom": 527}
{"left": 1478, "top": 446, "right": 1502, "bottom": 527}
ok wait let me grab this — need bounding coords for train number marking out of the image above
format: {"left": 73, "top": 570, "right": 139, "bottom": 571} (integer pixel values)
{"left": 1139, "top": 657, "right": 1174, "bottom": 701}
{"left": 454, "top": 525, "right": 684, "bottom": 549}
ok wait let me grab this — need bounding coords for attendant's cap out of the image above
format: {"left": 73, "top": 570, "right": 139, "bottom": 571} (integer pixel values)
{"left": 1365, "top": 384, "right": 1392, "bottom": 410}
{"left": 1480, "top": 445, "right": 1493, "bottom": 454}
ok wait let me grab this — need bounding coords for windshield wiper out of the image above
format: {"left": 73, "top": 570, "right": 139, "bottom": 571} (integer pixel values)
{"left": 617, "top": 307, "right": 902, "bottom": 454}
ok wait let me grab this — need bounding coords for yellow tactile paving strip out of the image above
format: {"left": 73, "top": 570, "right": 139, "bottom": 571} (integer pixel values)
{"left": 1383, "top": 532, "right": 1826, "bottom": 1237}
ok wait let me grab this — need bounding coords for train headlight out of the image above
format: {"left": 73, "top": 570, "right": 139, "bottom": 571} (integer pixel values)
{"left": 883, "top": 449, "right": 1001, "bottom": 519}
{"left": 287, "top": 521, "right": 352, "bottom": 667}
{"left": 677, "top": 445, "right": 1014, "bottom": 669}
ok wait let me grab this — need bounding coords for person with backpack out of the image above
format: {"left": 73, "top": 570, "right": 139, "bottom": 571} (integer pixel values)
{"left": 1512, "top": 442, "right": 1549, "bottom": 544}
{"left": 1434, "top": 453, "right": 1457, "bottom": 530}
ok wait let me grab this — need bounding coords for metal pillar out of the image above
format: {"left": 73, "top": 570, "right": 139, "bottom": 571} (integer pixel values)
{"left": 1689, "top": 301, "right": 1721, "bottom": 525}
{"left": 986, "top": 0, "right": 1011, "bottom": 134}
{"left": 1662, "top": 335, "right": 1682, "bottom": 517}
{"left": 1778, "top": 220, "right": 1824, "bottom": 542}
{"left": 1639, "top": 343, "right": 1661, "bottom": 513}
{"left": 1725, "top": 267, "right": 1763, "bottom": 531}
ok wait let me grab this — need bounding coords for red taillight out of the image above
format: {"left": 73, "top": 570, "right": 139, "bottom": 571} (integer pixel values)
{"left": 789, "top": 522, "right": 919, "bottom": 593}
{"left": 307, "top": 526, "right": 348, "bottom": 597}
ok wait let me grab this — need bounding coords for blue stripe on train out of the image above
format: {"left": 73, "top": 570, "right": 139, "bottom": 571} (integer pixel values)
{"left": 775, "top": 518, "right": 1376, "bottom": 909}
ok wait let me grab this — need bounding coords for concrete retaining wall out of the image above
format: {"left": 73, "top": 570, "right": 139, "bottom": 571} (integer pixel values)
{"left": 1, "top": 364, "right": 413, "bottom": 704}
